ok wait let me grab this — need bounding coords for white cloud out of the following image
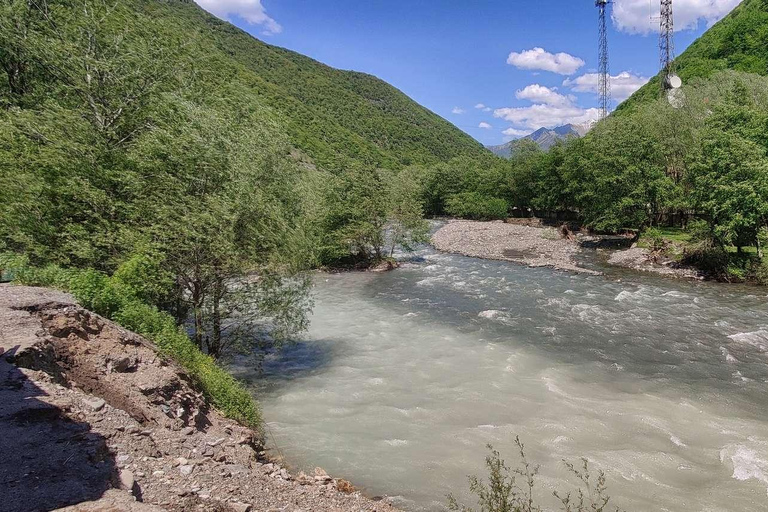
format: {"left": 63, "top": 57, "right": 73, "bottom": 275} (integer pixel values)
{"left": 502, "top": 127, "right": 534, "bottom": 139}
{"left": 496, "top": 81, "right": 599, "bottom": 130}
{"left": 515, "top": 84, "right": 575, "bottom": 107}
{"left": 195, "top": 0, "right": 282, "bottom": 35}
{"left": 563, "top": 71, "right": 650, "bottom": 101}
{"left": 475, "top": 103, "right": 486, "bottom": 109}
{"left": 452, "top": 107, "right": 465, "bottom": 114}
{"left": 494, "top": 104, "right": 601, "bottom": 130}
{"left": 478, "top": 122, "right": 493, "bottom": 129}
{"left": 506, "top": 47, "right": 585, "bottom": 75}
{"left": 612, "top": 0, "right": 742, "bottom": 34}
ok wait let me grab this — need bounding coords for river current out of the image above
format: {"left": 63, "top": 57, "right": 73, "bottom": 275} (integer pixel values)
{"left": 234, "top": 238, "right": 768, "bottom": 511}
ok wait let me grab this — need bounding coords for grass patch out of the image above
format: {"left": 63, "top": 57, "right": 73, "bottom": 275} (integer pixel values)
{"left": 0, "top": 253, "right": 262, "bottom": 431}
{"left": 637, "top": 227, "right": 691, "bottom": 248}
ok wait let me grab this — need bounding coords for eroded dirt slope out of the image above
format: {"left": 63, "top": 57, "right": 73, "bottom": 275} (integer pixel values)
{"left": 0, "top": 284, "right": 397, "bottom": 512}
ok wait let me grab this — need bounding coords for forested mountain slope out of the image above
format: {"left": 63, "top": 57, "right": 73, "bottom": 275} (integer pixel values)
{"left": 616, "top": 0, "right": 768, "bottom": 114}
{"left": 166, "top": 0, "right": 487, "bottom": 169}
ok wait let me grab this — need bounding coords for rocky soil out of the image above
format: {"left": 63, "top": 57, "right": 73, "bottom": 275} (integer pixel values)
{"left": 431, "top": 220, "right": 601, "bottom": 275}
{"left": 606, "top": 247, "right": 703, "bottom": 280}
{"left": 0, "top": 284, "right": 397, "bottom": 512}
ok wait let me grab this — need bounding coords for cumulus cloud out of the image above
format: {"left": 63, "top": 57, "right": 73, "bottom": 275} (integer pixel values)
{"left": 494, "top": 104, "right": 601, "bottom": 130}
{"left": 612, "top": 0, "right": 742, "bottom": 34}
{"left": 452, "top": 107, "right": 465, "bottom": 114}
{"left": 563, "top": 71, "right": 650, "bottom": 101}
{"left": 502, "top": 127, "right": 534, "bottom": 139}
{"left": 515, "top": 84, "right": 575, "bottom": 107}
{"left": 478, "top": 122, "right": 493, "bottom": 129}
{"left": 195, "top": 0, "right": 282, "bottom": 35}
{"left": 496, "top": 80, "right": 600, "bottom": 130}
{"left": 507, "top": 47, "right": 585, "bottom": 75}
{"left": 475, "top": 103, "right": 486, "bottom": 109}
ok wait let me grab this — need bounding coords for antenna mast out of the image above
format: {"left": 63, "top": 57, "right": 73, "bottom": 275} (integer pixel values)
{"left": 659, "top": 0, "right": 675, "bottom": 86}
{"left": 596, "top": 0, "right": 611, "bottom": 120}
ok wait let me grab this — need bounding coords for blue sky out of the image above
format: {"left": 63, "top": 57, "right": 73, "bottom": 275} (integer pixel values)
{"left": 195, "top": 0, "right": 742, "bottom": 145}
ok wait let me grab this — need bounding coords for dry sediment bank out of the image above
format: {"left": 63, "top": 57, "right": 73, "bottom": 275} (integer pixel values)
{"left": 432, "top": 220, "right": 704, "bottom": 280}
{"left": 431, "top": 219, "right": 600, "bottom": 275}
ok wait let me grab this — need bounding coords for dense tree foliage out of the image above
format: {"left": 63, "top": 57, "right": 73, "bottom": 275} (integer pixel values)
{"left": 0, "top": 0, "right": 434, "bottom": 359}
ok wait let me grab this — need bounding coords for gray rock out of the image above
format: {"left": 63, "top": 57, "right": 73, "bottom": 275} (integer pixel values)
{"left": 85, "top": 397, "right": 106, "bottom": 412}
{"left": 119, "top": 469, "right": 135, "bottom": 492}
{"left": 179, "top": 464, "right": 194, "bottom": 476}
{"left": 231, "top": 503, "right": 251, "bottom": 512}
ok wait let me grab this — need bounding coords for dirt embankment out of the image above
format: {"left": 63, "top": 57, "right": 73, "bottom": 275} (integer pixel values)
{"left": 431, "top": 220, "right": 601, "bottom": 275}
{"left": 0, "top": 284, "right": 397, "bottom": 512}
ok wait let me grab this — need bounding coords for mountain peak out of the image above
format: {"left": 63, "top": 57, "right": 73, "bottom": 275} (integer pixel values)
{"left": 486, "top": 123, "right": 590, "bottom": 158}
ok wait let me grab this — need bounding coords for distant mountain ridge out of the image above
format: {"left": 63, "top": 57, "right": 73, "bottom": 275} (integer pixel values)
{"left": 486, "top": 123, "right": 591, "bottom": 158}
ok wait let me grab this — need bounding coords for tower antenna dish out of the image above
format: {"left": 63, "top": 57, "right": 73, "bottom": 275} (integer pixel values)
{"left": 596, "top": 0, "right": 611, "bottom": 120}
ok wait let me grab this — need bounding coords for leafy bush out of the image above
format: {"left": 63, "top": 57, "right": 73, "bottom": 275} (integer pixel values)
{"left": 643, "top": 227, "right": 666, "bottom": 253}
{"left": 448, "top": 438, "right": 620, "bottom": 512}
{"left": 681, "top": 243, "right": 730, "bottom": 279}
{"left": 754, "top": 257, "right": 768, "bottom": 286}
{"left": 111, "top": 250, "right": 174, "bottom": 306}
{"left": 446, "top": 192, "right": 509, "bottom": 221}
{"left": 1, "top": 253, "right": 262, "bottom": 430}
{"left": 686, "top": 219, "right": 714, "bottom": 244}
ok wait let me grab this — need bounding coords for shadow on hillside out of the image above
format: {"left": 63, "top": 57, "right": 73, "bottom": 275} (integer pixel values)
{"left": 0, "top": 346, "right": 117, "bottom": 512}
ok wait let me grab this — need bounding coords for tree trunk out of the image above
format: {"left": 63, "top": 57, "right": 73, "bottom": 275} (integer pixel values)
{"left": 209, "top": 276, "right": 224, "bottom": 359}
{"left": 191, "top": 281, "right": 204, "bottom": 349}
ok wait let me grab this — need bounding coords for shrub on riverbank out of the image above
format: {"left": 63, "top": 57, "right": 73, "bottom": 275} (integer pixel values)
{"left": 448, "top": 437, "right": 620, "bottom": 512}
{"left": 0, "top": 252, "right": 262, "bottom": 430}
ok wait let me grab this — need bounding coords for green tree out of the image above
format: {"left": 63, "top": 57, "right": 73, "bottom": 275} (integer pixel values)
{"left": 688, "top": 101, "right": 768, "bottom": 251}
{"left": 129, "top": 99, "right": 313, "bottom": 358}
{"left": 321, "top": 165, "right": 389, "bottom": 263}
{"left": 385, "top": 167, "right": 430, "bottom": 257}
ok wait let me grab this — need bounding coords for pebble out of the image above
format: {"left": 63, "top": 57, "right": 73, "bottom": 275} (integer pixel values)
{"left": 180, "top": 464, "right": 194, "bottom": 476}
{"left": 231, "top": 503, "right": 252, "bottom": 512}
{"left": 181, "top": 427, "right": 195, "bottom": 436}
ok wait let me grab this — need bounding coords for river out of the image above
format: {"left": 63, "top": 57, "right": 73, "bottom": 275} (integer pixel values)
{"left": 234, "top": 239, "right": 768, "bottom": 511}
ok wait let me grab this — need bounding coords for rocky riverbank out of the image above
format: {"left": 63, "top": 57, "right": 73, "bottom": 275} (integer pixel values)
{"left": 0, "top": 285, "right": 397, "bottom": 512}
{"left": 431, "top": 220, "right": 601, "bottom": 275}
{"left": 431, "top": 220, "right": 709, "bottom": 281}
{"left": 606, "top": 247, "right": 704, "bottom": 280}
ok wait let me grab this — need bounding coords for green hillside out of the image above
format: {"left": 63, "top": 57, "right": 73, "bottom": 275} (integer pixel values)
{"left": 616, "top": 0, "right": 768, "bottom": 113}
{"left": 161, "top": 0, "right": 486, "bottom": 170}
